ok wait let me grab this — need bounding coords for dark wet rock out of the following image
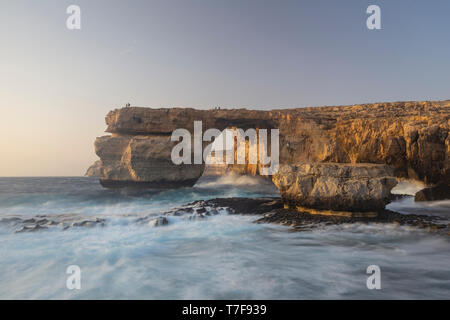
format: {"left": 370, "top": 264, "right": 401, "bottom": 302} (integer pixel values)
{"left": 72, "top": 221, "right": 92, "bottom": 227}
{"left": 70, "top": 217, "right": 105, "bottom": 228}
{"left": 15, "top": 224, "right": 48, "bottom": 233}
{"left": 415, "top": 183, "right": 450, "bottom": 201}
{"left": 0, "top": 216, "right": 22, "bottom": 224}
{"left": 36, "top": 219, "right": 50, "bottom": 225}
{"left": 149, "top": 216, "right": 169, "bottom": 227}
{"left": 258, "top": 208, "right": 449, "bottom": 235}
{"left": 136, "top": 202, "right": 222, "bottom": 225}
{"left": 195, "top": 207, "right": 207, "bottom": 214}
{"left": 195, "top": 197, "right": 449, "bottom": 235}
{"left": 4, "top": 196, "right": 448, "bottom": 235}
{"left": 189, "top": 197, "right": 283, "bottom": 215}
{"left": 0, "top": 214, "right": 107, "bottom": 233}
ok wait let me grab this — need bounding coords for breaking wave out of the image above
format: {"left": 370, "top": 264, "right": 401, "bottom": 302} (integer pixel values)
{"left": 391, "top": 179, "right": 426, "bottom": 196}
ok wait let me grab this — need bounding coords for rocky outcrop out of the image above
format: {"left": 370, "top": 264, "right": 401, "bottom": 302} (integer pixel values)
{"left": 88, "top": 100, "right": 449, "bottom": 191}
{"left": 0, "top": 214, "right": 106, "bottom": 233}
{"left": 94, "top": 134, "right": 204, "bottom": 188}
{"left": 4, "top": 198, "right": 448, "bottom": 234}
{"left": 415, "top": 183, "right": 450, "bottom": 202}
{"left": 85, "top": 160, "right": 103, "bottom": 177}
{"left": 272, "top": 163, "right": 397, "bottom": 212}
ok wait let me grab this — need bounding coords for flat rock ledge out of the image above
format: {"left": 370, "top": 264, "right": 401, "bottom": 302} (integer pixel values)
{"left": 256, "top": 208, "right": 449, "bottom": 234}
{"left": 3, "top": 197, "right": 448, "bottom": 235}
{"left": 198, "top": 198, "right": 450, "bottom": 235}
{"left": 272, "top": 163, "right": 398, "bottom": 213}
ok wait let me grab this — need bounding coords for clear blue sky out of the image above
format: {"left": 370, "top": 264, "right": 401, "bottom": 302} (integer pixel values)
{"left": 1, "top": 0, "right": 449, "bottom": 176}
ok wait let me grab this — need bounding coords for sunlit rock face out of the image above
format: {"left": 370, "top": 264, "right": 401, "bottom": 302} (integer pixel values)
{"left": 88, "top": 100, "right": 449, "bottom": 189}
{"left": 94, "top": 134, "right": 204, "bottom": 188}
{"left": 272, "top": 163, "right": 398, "bottom": 212}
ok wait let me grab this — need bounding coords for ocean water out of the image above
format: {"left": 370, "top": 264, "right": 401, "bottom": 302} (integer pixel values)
{"left": 0, "top": 176, "right": 449, "bottom": 299}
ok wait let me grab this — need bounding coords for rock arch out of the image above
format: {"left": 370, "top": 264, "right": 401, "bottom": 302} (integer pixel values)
{"left": 88, "top": 101, "right": 450, "bottom": 191}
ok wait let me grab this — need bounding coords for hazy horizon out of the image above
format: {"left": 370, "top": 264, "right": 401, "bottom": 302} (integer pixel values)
{"left": 1, "top": 0, "right": 450, "bottom": 176}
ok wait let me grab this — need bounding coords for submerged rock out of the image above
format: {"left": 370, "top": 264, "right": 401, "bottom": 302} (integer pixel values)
{"left": 0, "top": 214, "right": 106, "bottom": 233}
{"left": 272, "top": 163, "right": 397, "bottom": 213}
{"left": 15, "top": 224, "right": 48, "bottom": 233}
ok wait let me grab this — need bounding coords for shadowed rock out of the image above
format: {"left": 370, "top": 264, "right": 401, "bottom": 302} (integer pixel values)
{"left": 415, "top": 183, "right": 450, "bottom": 202}
{"left": 85, "top": 160, "right": 103, "bottom": 177}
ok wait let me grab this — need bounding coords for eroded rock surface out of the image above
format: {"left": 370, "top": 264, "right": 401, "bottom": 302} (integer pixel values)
{"left": 415, "top": 183, "right": 450, "bottom": 202}
{"left": 94, "top": 134, "right": 204, "bottom": 188}
{"left": 272, "top": 163, "right": 398, "bottom": 212}
{"left": 88, "top": 100, "right": 449, "bottom": 189}
{"left": 186, "top": 198, "right": 450, "bottom": 235}
{"left": 0, "top": 214, "right": 106, "bottom": 233}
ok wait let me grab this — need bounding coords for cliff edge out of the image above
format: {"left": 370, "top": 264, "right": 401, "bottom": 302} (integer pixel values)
{"left": 89, "top": 100, "right": 449, "bottom": 188}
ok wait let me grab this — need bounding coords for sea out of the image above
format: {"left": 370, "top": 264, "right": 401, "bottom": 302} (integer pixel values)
{"left": 0, "top": 176, "right": 449, "bottom": 299}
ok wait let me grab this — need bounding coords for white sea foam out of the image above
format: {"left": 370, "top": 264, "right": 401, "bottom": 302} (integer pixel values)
{"left": 391, "top": 179, "right": 426, "bottom": 195}
{"left": 195, "top": 174, "right": 272, "bottom": 187}
{"left": 387, "top": 196, "right": 450, "bottom": 218}
{"left": 0, "top": 177, "right": 449, "bottom": 299}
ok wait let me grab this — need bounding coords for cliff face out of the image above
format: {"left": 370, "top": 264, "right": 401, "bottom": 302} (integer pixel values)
{"left": 90, "top": 100, "right": 449, "bottom": 187}
{"left": 93, "top": 134, "right": 204, "bottom": 188}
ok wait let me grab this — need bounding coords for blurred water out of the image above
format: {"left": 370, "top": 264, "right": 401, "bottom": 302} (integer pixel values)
{"left": 0, "top": 177, "right": 449, "bottom": 299}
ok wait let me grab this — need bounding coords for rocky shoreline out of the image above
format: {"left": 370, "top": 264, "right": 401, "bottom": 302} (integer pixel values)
{"left": 2, "top": 196, "right": 447, "bottom": 235}
{"left": 192, "top": 197, "right": 450, "bottom": 235}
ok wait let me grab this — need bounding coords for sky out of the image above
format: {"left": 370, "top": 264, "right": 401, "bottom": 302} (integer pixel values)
{"left": 0, "top": 0, "right": 449, "bottom": 176}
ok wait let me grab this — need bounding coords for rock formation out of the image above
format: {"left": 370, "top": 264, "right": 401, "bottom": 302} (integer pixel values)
{"left": 88, "top": 100, "right": 449, "bottom": 203}
{"left": 414, "top": 183, "right": 450, "bottom": 202}
{"left": 94, "top": 134, "right": 204, "bottom": 188}
{"left": 272, "top": 163, "right": 397, "bottom": 212}
{"left": 85, "top": 160, "right": 103, "bottom": 177}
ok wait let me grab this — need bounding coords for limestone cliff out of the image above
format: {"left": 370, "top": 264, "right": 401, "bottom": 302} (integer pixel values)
{"left": 93, "top": 134, "right": 204, "bottom": 188}
{"left": 89, "top": 100, "right": 449, "bottom": 189}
